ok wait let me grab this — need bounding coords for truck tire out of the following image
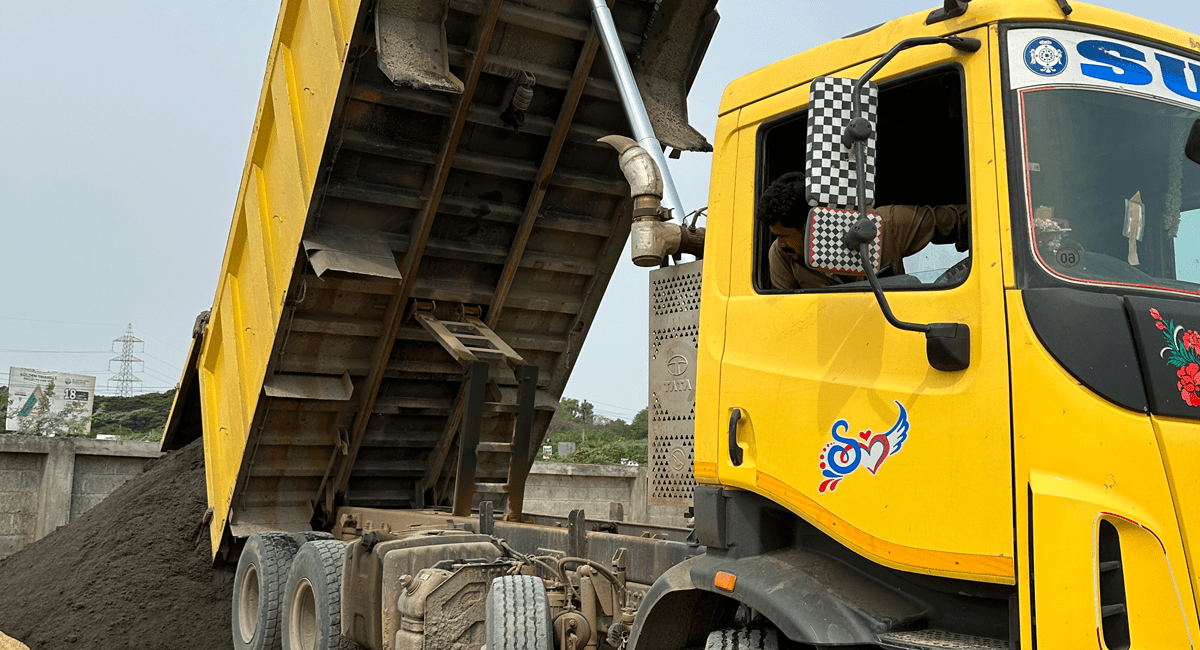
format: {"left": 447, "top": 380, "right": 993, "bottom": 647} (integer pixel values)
{"left": 281, "top": 539, "right": 358, "bottom": 650}
{"left": 485, "top": 575, "right": 552, "bottom": 650}
{"left": 292, "top": 531, "right": 335, "bottom": 548}
{"left": 234, "top": 532, "right": 301, "bottom": 650}
{"left": 704, "top": 628, "right": 779, "bottom": 650}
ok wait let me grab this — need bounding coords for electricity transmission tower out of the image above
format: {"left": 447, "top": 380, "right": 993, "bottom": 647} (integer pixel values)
{"left": 109, "top": 324, "right": 144, "bottom": 397}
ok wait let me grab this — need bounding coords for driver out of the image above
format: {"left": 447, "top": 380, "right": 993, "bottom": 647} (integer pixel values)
{"left": 758, "top": 172, "right": 970, "bottom": 289}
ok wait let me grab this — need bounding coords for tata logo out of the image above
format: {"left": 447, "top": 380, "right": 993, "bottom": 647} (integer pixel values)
{"left": 666, "top": 355, "right": 688, "bottom": 377}
{"left": 1077, "top": 38, "right": 1200, "bottom": 101}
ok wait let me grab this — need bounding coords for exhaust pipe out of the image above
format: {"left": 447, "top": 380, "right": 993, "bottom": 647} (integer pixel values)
{"left": 601, "top": 136, "right": 704, "bottom": 267}
{"left": 588, "top": 0, "right": 685, "bottom": 221}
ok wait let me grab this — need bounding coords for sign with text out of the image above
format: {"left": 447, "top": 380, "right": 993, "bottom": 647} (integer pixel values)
{"left": 5, "top": 367, "right": 96, "bottom": 435}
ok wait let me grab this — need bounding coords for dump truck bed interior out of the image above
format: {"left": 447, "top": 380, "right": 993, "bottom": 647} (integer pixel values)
{"left": 160, "top": 0, "right": 717, "bottom": 558}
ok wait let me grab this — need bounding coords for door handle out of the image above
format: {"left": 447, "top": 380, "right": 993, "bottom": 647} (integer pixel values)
{"left": 728, "top": 408, "right": 743, "bottom": 466}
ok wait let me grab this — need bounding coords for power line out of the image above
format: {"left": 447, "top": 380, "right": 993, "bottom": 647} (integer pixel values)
{"left": 139, "top": 350, "right": 183, "bottom": 372}
{"left": 0, "top": 315, "right": 122, "bottom": 326}
{"left": 0, "top": 349, "right": 111, "bottom": 354}
{"left": 132, "top": 326, "right": 190, "bottom": 355}
{"left": 0, "top": 315, "right": 191, "bottom": 356}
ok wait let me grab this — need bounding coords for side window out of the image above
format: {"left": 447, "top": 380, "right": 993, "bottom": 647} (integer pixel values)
{"left": 754, "top": 67, "right": 971, "bottom": 292}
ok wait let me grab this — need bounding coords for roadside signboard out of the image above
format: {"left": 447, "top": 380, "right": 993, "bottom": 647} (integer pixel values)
{"left": 5, "top": 367, "right": 96, "bottom": 435}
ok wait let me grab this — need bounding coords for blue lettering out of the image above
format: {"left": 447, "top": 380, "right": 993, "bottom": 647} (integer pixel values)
{"left": 1155, "top": 53, "right": 1200, "bottom": 101}
{"left": 1077, "top": 40, "right": 1152, "bottom": 85}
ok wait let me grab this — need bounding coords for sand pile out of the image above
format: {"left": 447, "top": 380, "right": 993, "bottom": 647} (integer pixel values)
{"left": 0, "top": 439, "right": 235, "bottom": 649}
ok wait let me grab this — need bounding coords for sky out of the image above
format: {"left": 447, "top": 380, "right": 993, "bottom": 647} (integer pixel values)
{"left": 0, "top": 1, "right": 1196, "bottom": 420}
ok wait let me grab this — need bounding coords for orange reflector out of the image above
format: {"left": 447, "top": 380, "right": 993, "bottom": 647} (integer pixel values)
{"left": 714, "top": 571, "right": 737, "bottom": 592}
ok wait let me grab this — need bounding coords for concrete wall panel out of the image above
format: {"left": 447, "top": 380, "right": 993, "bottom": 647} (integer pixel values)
{"left": 0, "top": 436, "right": 160, "bottom": 559}
{"left": 524, "top": 462, "right": 690, "bottom": 528}
{"left": 70, "top": 455, "right": 150, "bottom": 521}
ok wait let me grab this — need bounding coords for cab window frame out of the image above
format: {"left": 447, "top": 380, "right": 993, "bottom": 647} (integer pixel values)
{"left": 999, "top": 22, "right": 1200, "bottom": 299}
{"left": 752, "top": 62, "right": 973, "bottom": 294}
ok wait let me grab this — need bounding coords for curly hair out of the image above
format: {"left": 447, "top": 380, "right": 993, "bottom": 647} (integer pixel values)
{"left": 755, "top": 171, "right": 809, "bottom": 230}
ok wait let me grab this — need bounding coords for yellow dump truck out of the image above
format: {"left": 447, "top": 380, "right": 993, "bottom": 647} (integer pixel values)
{"left": 165, "top": 1, "right": 1200, "bottom": 649}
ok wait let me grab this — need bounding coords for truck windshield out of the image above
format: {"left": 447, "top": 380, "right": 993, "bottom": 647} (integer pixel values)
{"left": 1017, "top": 87, "right": 1200, "bottom": 296}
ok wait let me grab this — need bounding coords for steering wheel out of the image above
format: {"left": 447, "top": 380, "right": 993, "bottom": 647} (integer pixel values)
{"left": 933, "top": 257, "right": 972, "bottom": 285}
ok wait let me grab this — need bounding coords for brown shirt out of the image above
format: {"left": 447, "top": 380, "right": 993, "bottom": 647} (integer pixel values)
{"left": 769, "top": 204, "right": 969, "bottom": 290}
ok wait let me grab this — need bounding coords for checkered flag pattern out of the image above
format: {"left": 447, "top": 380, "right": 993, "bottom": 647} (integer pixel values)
{"left": 805, "top": 76, "right": 878, "bottom": 209}
{"left": 805, "top": 207, "right": 882, "bottom": 276}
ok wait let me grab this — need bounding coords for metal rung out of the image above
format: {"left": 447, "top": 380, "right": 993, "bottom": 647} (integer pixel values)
{"left": 878, "top": 630, "right": 1009, "bottom": 650}
{"left": 483, "top": 402, "right": 521, "bottom": 413}
{"left": 476, "top": 482, "right": 509, "bottom": 494}
{"left": 476, "top": 442, "right": 512, "bottom": 453}
{"left": 415, "top": 310, "right": 526, "bottom": 366}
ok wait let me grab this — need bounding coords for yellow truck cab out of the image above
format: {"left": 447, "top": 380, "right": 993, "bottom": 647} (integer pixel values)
{"left": 172, "top": 0, "right": 1200, "bottom": 649}
{"left": 682, "top": 1, "right": 1200, "bottom": 647}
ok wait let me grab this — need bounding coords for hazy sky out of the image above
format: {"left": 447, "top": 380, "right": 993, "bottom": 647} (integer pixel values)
{"left": 0, "top": 1, "right": 1195, "bottom": 419}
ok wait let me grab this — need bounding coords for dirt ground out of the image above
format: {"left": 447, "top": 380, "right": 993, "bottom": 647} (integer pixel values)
{"left": 0, "top": 439, "right": 235, "bottom": 649}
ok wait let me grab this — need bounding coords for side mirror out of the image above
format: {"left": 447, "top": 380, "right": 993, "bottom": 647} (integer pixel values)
{"left": 1187, "top": 119, "right": 1200, "bottom": 166}
{"left": 805, "top": 207, "right": 882, "bottom": 275}
{"left": 804, "top": 36, "right": 980, "bottom": 372}
{"left": 805, "top": 76, "right": 878, "bottom": 210}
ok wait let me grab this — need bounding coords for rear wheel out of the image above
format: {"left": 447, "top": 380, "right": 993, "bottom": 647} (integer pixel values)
{"left": 485, "top": 575, "right": 553, "bottom": 650}
{"left": 233, "top": 532, "right": 301, "bottom": 650}
{"left": 282, "top": 539, "right": 357, "bottom": 650}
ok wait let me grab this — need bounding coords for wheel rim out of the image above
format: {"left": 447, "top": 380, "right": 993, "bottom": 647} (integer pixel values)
{"left": 238, "top": 562, "right": 260, "bottom": 643}
{"left": 290, "top": 577, "right": 318, "bottom": 650}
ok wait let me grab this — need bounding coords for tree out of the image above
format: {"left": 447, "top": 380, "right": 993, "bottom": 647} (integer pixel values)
{"left": 544, "top": 398, "right": 649, "bottom": 465}
{"left": 629, "top": 409, "right": 649, "bottom": 439}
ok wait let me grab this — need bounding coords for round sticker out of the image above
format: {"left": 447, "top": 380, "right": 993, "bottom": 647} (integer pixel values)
{"left": 1025, "top": 37, "right": 1068, "bottom": 76}
{"left": 1056, "top": 246, "right": 1081, "bottom": 268}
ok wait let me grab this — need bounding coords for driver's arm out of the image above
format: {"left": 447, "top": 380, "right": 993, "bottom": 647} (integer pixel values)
{"left": 877, "top": 205, "right": 970, "bottom": 263}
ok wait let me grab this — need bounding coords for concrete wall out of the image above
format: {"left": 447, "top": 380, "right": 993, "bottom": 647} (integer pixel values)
{"left": 523, "top": 462, "right": 690, "bottom": 528}
{"left": 0, "top": 438, "right": 687, "bottom": 557}
{"left": 0, "top": 435, "right": 160, "bottom": 558}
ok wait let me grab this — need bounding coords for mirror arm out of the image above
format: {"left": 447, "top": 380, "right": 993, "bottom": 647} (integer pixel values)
{"left": 857, "top": 243, "right": 930, "bottom": 334}
{"left": 848, "top": 36, "right": 981, "bottom": 137}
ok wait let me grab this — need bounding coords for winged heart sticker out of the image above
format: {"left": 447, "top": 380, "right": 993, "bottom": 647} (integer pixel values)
{"left": 817, "top": 401, "right": 910, "bottom": 493}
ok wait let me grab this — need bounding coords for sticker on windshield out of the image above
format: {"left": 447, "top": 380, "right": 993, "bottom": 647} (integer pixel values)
{"left": 1009, "top": 28, "right": 1200, "bottom": 110}
{"left": 816, "top": 401, "right": 910, "bottom": 493}
{"left": 1025, "top": 37, "right": 1068, "bottom": 76}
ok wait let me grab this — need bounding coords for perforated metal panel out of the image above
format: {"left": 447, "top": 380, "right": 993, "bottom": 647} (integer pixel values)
{"left": 877, "top": 630, "right": 1009, "bottom": 650}
{"left": 648, "top": 261, "right": 702, "bottom": 506}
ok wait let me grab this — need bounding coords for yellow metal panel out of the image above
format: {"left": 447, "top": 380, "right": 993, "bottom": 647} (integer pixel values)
{"left": 694, "top": 111, "right": 740, "bottom": 485}
{"left": 1008, "top": 295, "right": 1199, "bottom": 648}
{"left": 1152, "top": 415, "right": 1200, "bottom": 620}
{"left": 986, "top": 24, "right": 1018, "bottom": 292}
{"left": 709, "top": 28, "right": 1014, "bottom": 584}
{"left": 720, "top": 0, "right": 1200, "bottom": 118}
{"left": 199, "top": 0, "right": 361, "bottom": 556}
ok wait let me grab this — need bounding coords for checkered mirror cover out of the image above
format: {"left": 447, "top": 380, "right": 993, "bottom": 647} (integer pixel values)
{"left": 805, "top": 207, "right": 882, "bottom": 276}
{"left": 805, "top": 76, "right": 878, "bottom": 209}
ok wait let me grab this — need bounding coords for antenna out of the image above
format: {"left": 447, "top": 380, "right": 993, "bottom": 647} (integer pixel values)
{"left": 109, "top": 323, "right": 144, "bottom": 397}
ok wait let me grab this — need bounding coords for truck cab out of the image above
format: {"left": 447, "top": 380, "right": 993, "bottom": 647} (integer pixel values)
{"left": 686, "top": 1, "right": 1200, "bottom": 647}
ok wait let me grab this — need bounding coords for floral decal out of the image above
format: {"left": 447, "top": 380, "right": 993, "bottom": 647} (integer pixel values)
{"left": 817, "top": 401, "right": 909, "bottom": 493}
{"left": 1150, "top": 308, "right": 1200, "bottom": 408}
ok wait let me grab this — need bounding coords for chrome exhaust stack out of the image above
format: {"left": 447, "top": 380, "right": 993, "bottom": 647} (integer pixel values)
{"left": 588, "top": 0, "right": 685, "bottom": 221}
{"left": 601, "top": 136, "right": 704, "bottom": 267}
